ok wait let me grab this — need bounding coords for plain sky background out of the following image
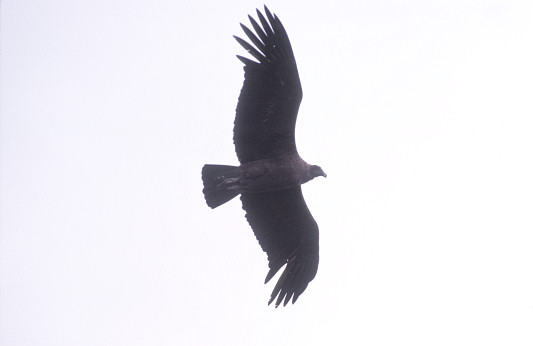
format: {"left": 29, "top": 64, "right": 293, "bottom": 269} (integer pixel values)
{"left": 1, "top": 1, "right": 533, "bottom": 345}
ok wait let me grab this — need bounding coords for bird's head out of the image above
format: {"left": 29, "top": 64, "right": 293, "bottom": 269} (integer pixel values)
{"left": 310, "top": 165, "right": 327, "bottom": 179}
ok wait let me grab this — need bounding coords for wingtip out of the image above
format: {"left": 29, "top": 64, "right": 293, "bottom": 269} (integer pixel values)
{"left": 247, "top": 14, "right": 255, "bottom": 25}
{"left": 256, "top": 8, "right": 265, "bottom": 22}
{"left": 267, "top": 294, "right": 299, "bottom": 308}
{"left": 264, "top": 268, "right": 276, "bottom": 284}
{"left": 236, "top": 55, "right": 256, "bottom": 66}
{"left": 263, "top": 6, "right": 275, "bottom": 23}
{"left": 267, "top": 296, "right": 282, "bottom": 308}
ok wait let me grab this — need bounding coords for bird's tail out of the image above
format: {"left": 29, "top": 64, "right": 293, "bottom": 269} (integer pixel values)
{"left": 201, "top": 164, "right": 240, "bottom": 209}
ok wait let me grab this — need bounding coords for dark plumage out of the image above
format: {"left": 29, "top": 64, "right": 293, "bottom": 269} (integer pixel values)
{"left": 201, "top": 6, "right": 326, "bottom": 307}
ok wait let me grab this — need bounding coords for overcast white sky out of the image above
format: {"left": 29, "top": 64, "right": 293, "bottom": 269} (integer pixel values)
{"left": 1, "top": 1, "right": 533, "bottom": 345}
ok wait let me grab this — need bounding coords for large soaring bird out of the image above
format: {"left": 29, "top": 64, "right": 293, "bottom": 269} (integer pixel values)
{"left": 201, "top": 6, "right": 326, "bottom": 307}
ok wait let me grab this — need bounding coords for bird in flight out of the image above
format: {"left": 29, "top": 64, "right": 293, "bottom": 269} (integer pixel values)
{"left": 201, "top": 6, "right": 326, "bottom": 307}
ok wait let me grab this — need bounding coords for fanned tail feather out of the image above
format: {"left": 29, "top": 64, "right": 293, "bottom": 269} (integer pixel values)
{"left": 201, "top": 164, "right": 240, "bottom": 209}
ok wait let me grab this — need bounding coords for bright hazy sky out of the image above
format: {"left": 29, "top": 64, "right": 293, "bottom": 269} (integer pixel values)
{"left": 1, "top": 1, "right": 532, "bottom": 345}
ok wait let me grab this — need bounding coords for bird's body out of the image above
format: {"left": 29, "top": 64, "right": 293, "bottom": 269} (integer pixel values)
{"left": 210, "top": 155, "right": 320, "bottom": 194}
{"left": 201, "top": 6, "right": 326, "bottom": 307}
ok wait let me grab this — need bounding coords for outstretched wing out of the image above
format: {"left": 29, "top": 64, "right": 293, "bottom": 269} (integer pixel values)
{"left": 233, "top": 6, "right": 303, "bottom": 163}
{"left": 241, "top": 187, "right": 319, "bottom": 307}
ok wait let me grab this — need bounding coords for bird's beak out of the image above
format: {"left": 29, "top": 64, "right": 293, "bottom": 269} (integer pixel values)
{"left": 322, "top": 172, "right": 327, "bottom": 178}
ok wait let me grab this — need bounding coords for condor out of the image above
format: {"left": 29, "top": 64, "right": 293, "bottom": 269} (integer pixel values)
{"left": 201, "top": 6, "right": 326, "bottom": 307}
